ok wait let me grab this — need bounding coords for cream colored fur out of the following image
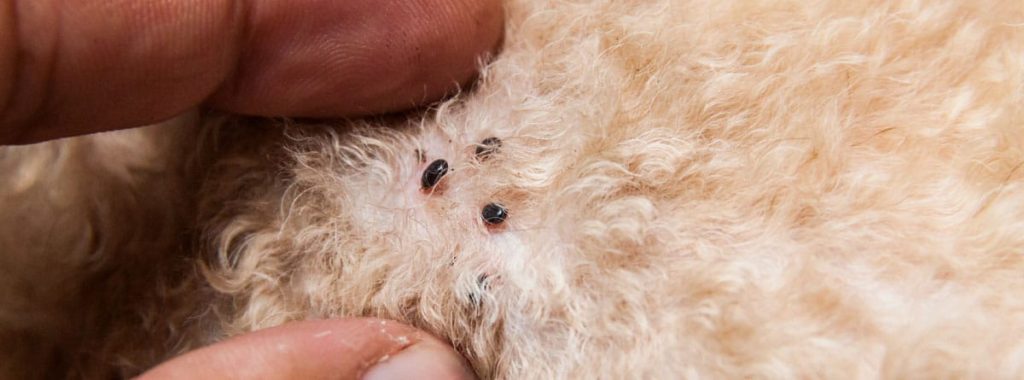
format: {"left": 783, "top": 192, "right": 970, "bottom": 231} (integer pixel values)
{"left": 2, "top": 0, "right": 1024, "bottom": 378}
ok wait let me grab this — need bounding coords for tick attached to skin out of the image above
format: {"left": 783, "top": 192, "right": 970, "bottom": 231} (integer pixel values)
{"left": 475, "top": 137, "right": 502, "bottom": 160}
{"left": 482, "top": 203, "right": 509, "bottom": 225}
{"left": 421, "top": 159, "right": 449, "bottom": 190}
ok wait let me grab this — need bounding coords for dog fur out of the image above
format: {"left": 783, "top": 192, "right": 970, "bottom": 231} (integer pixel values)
{"left": 2, "top": 0, "right": 1024, "bottom": 378}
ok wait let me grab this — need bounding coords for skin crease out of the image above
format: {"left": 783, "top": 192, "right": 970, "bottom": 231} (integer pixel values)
{"left": 0, "top": 0, "right": 502, "bottom": 377}
{"left": 0, "top": 0, "right": 504, "bottom": 144}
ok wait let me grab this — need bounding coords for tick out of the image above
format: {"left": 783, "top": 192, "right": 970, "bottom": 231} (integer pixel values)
{"left": 475, "top": 137, "right": 502, "bottom": 160}
{"left": 421, "top": 159, "right": 449, "bottom": 189}
{"left": 481, "top": 203, "right": 509, "bottom": 225}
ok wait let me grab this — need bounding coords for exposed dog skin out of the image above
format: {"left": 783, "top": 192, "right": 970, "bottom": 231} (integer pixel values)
{"left": 2, "top": 0, "right": 1024, "bottom": 378}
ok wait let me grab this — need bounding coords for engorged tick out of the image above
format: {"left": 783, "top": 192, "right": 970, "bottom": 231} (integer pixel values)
{"left": 475, "top": 137, "right": 502, "bottom": 160}
{"left": 421, "top": 159, "right": 449, "bottom": 190}
{"left": 482, "top": 203, "right": 508, "bottom": 225}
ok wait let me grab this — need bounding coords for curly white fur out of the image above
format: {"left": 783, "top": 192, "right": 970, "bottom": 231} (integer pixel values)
{"left": 3, "top": 0, "right": 1024, "bottom": 378}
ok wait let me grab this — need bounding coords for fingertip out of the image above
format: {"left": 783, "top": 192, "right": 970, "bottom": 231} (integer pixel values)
{"left": 138, "top": 319, "right": 475, "bottom": 380}
{"left": 207, "top": 0, "right": 505, "bottom": 117}
{"left": 364, "top": 340, "right": 478, "bottom": 380}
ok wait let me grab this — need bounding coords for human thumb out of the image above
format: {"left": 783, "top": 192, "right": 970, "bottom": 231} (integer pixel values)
{"left": 138, "top": 318, "right": 476, "bottom": 380}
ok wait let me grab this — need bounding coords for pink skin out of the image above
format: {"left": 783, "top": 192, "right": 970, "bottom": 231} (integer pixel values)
{"left": 140, "top": 319, "right": 475, "bottom": 379}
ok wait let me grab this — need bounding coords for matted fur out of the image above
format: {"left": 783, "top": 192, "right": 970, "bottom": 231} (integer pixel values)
{"left": 2, "top": 0, "right": 1024, "bottom": 378}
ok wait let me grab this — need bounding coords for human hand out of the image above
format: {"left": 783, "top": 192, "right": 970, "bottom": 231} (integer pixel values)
{"left": 0, "top": 0, "right": 503, "bottom": 144}
{"left": 140, "top": 319, "right": 476, "bottom": 380}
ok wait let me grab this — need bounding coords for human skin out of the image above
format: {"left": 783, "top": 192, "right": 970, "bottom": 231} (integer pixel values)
{"left": 141, "top": 319, "right": 476, "bottom": 380}
{"left": 0, "top": 0, "right": 503, "bottom": 144}
{"left": 0, "top": 0, "right": 502, "bottom": 377}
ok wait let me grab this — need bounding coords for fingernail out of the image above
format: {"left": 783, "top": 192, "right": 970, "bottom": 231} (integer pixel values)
{"left": 363, "top": 342, "right": 477, "bottom": 380}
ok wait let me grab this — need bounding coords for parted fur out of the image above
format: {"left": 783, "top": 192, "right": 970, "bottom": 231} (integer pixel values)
{"left": 2, "top": 0, "right": 1024, "bottom": 378}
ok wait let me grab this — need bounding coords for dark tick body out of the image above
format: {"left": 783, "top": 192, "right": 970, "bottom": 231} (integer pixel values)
{"left": 421, "top": 159, "right": 449, "bottom": 189}
{"left": 475, "top": 137, "right": 502, "bottom": 160}
{"left": 482, "top": 203, "right": 509, "bottom": 225}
